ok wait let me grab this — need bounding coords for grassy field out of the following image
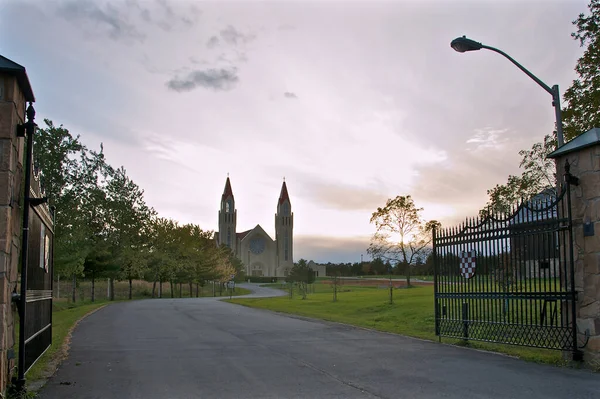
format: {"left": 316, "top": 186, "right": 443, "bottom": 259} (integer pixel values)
{"left": 231, "top": 283, "right": 567, "bottom": 365}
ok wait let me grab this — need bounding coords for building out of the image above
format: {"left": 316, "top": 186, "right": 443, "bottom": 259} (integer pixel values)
{"left": 216, "top": 177, "right": 294, "bottom": 277}
{"left": 510, "top": 188, "right": 559, "bottom": 278}
{"left": 307, "top": 260, "right": 326, "bottom": 278}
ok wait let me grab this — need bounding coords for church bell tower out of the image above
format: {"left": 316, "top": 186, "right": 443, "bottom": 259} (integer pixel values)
{"left": 219, "top": 177, "right": 237, "bottom": 254}
{"left": 275, "top": 180, "right": 293, "bottom": 273}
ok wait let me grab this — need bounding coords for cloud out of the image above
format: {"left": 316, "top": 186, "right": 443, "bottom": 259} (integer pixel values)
{"left": 466, "top": 127, "right": 510, "bottom": 151}
{"left": 295, "top": 235, "right": 370, "bottom": 263}
{"left": 166, "top": 68, "right": 239, "bottom": 92}
{"left": 59, "top": 0, "right": 145, "bottom": 42}
{"left": 298, "top": 180, "right": 388, "bottom": 211}
{"left": 219, "top": 25, "right": 255, "bottom": 45}
{"left": 57, "top": 0, "right": 199, "bottom": 41}
{"left": 284, "top": 92, "right": 298, "bottom": 99}
{"left": 206, "top": 35, "right": 219, "bottom": 48}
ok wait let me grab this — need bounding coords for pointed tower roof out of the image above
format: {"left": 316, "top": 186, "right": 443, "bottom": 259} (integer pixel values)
{"left": 279, "top": 181, "right": 290, "bottom": 204}
{"left": 222, "top": 177, "right": 234, "bottom": 200}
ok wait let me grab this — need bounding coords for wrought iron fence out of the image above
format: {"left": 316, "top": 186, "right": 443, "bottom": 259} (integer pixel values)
{"left": 433, "top": 184, "right": 578, "bottom": 354}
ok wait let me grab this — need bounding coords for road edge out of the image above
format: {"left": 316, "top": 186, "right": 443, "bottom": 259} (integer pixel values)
{"left": 26, "top": 304, "right": 110, "bottom": 392}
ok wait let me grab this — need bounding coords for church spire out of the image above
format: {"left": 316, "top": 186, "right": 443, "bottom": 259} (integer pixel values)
{"left": 278, "top": 180, "right": 290, "bottom": 205}
{"left": 222, "top": 176, "right": 234, "bottom": 201}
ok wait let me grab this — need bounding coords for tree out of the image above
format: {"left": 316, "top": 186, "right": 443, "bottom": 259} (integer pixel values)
{"left": 562, "top": 0, "right": 600, "bottom": 141}
{"left": 288, "top": 259, "right": 315, "bottom": 299}
{"left": 482, "top": 134, "right": 556, "bottom": 215}
{"left": 368, "top": 196, "right": 439, "bottom": 287}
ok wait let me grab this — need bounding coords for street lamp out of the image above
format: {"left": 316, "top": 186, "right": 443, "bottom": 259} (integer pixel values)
{"left": 450, "top": 36, "right": 565, "bottom": 148}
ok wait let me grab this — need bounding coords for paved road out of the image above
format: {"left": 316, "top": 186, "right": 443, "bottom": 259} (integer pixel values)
{"left": 40, "top": 284, "right": 600, "bottom": 399}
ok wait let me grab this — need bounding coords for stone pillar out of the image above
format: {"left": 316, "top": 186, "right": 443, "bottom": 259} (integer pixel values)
{"left": 0, "top": 55, "right": 33, "bottom": 393}
{"left": 549, "top": 128, "right": 600, "bottom": 367}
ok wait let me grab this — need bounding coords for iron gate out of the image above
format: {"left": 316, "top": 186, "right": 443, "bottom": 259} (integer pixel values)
{"left": 433, "top": 179, "right": 579, "bottom": 355}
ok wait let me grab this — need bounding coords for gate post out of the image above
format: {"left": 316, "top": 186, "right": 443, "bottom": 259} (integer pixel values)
{"left": 549, "top": 128, "right": 600, "bottom": 366}
{"left": 0, "top": 55, "right": 33, "bottom": 393}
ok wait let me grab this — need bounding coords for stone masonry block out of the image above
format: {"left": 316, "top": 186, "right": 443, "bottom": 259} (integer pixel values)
{"left": 587, "top": 335, "right": 600, "bottom": 352}
{"left": 584, "top": 226, "right": 600, "bottom": 255}
{"left": 580, "top": 300, "right": 600, "bottom": 319}
{"left": 583, "top": 253, "right": 600, "bottom": 275}
{"left": 0, "top": 171, "right": 12, "bottom": 207}
{"left": 577, "top": 149, "right": 595, "bottom": 172}
{"left": 0, "top": 277, "right": 8, "bottom": 306}
{"left": 0, "top": 206, "right": 9, "bottom": 240}
{"left": 583, "top": 273, "right": 600, "bottom": 297}
{"left": 0, "top": 140, "right": 11, "bottom": 172}
{"left": 0, "top": 253, "right": 6, "bottom": 275}
{"left": 580, "top": 173, "right": 600, "bottom": 201}
{"left": 578, "top": 318, "right": 599, "bottom": 336}
{"left": 0, "top": 103, "right": 16, "bottom": 141}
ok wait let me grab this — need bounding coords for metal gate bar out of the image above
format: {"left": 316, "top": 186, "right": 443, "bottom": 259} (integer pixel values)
{"left": 433, "top": 181, "right": 578, "bottom": 354}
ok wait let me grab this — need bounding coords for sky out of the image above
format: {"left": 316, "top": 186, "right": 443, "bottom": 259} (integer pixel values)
{"left": 0, "top": 0, "right": 589, "bottom": 263}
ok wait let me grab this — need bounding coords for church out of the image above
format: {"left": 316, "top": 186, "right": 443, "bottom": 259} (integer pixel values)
{"left": 216, "top": 177, "right": 294, "bottom": 277}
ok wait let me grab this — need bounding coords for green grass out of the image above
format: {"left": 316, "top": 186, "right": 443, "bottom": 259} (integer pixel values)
{"left": 229, "top": 284, "right": 567, "bottom": 365}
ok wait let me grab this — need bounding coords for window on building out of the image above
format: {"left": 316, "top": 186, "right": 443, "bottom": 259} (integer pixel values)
{"left": 227, "top": 227, "right": 231, "bottom": 247}
{"left": 284, "top": 232, "right": 289, "bottom": 261}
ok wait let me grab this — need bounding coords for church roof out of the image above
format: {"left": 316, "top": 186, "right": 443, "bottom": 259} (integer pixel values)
{"left": 222, "top": 177, "right": 234, "bottom": 200}
{"left": 279, "top": 181, "right": 290, "bottom": 204}
{"left": 236, "top": 229, "right": 252, "bottom": 240}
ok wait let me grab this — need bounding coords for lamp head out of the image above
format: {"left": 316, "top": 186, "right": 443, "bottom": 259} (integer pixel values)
{"left": 451, "top": 36, "right": 483, "bottom": 53}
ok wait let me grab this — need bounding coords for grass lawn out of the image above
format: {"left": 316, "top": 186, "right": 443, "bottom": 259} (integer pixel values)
{"left": 230, "top": 284, "right": 568, "bottom": 366}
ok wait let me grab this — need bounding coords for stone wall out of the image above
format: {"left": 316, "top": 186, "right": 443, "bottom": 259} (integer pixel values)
{"left": 554, "top": 144, "right": 600, "bottom": 366}
{"left": 0, "top": 74, "right": 25, "bottom": 391}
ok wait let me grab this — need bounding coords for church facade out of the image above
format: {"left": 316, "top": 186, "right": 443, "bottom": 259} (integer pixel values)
{"left": 216, "top": 177, "right": 294, "bottom": 278}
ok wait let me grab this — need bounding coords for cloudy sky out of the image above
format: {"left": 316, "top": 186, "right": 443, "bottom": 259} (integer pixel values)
{"left": 0, "top": 0, "right": 589, "bottom": 263}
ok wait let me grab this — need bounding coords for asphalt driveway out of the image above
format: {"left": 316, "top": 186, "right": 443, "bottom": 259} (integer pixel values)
{"left": 39, "top": 283, "right": 600, "bottom": 399}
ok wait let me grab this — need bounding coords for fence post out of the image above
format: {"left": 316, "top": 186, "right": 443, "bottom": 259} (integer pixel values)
{"left": 462, "top": 302, "right": 469, "bottom": 340}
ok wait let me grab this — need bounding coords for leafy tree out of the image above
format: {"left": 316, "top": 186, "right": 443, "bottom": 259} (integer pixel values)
{"left": 371, "top": 257, "right": 387, "bottom": 275}
{"left": 368, "top": 195, "right": 439, "bottom": 287}
{"left": 482, "top": 134, "right": 556, "bottom": 215}
{"left": 288, "top": 259, "right": 315, "bottom": 299}
{"left": 563, "top": 0, "right": 600, "bottom": 141}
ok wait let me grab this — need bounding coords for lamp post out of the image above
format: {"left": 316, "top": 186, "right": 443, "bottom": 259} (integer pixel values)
{"left": 450, "top": 36, "right": 565, "bottom": 148}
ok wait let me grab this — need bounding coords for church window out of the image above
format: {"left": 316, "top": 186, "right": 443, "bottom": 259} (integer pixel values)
{"left": 284, "top": 232, "right": 289, "bottom": 261}
{"left": 227, "top": 227, "right": 231, "bottom": 247}
{"left": 225, "top": 202, "right": 230, "bottom": 212}
{"left": 282, "top": 203, "right": 290, "bottom": 216}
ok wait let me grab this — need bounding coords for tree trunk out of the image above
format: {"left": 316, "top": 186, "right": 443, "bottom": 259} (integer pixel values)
{"left": 72, "top": 274, "right": 77, "bottom": 302}
{"left": 179, "top": 282, "right": 182, "bottom": 298}
{"left": 91, "top": 271, "right": 95, "bottom": 302}
{"left": 170, "top": 281, "right": 174, "bottom": 298}
{"left": 159, "top": 279, "right": 162, "bottom": 298}
{"left": 109, "top": 278, "right": 115, "bottom": 301}
{"left": 129, "top": 278, "right": 133, "bottom": 300}
{"left": 152, "top": 280, "right": 157, "bottom": 298}
{"left": 189, "top": 282, "right": 193, "bottom": 298}
{"left": 196, "top": 283, "right": 199, "bottom": 297}
{"left": 406, "top": 268, "right": 411, "bottom": 287}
